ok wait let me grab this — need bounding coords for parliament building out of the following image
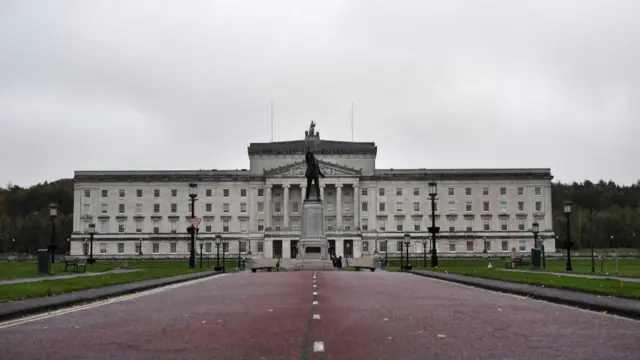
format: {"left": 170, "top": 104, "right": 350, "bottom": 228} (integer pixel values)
{"left": 70, "top": 123, "right": 556, "bottom": 259}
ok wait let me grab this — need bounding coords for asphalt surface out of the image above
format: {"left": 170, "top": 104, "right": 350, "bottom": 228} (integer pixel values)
{"left": 0, "top": 271, "right": 639, "bottom": 360}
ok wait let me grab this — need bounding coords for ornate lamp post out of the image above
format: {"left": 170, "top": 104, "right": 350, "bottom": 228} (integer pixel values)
{"left": 422, "top": 238, "right": 428, "bottom": 268}
{"left": 374, "top": 235, "right": 379, "bottom": 254}
{"left": 87, "top": 223, "right": 96, "bottom": 264}
{"left": 483, "top": 236, "right": 489, "bottom": 259}
{"left": 138, "top": 239, "right": 143, "bottom": 256}
{"left": 384, "top": 240, "right": 388, "bottom": 268}
{"left": 199, "top": 241, "right": 204, "bottom": 269}
{"left": 403, "top": 233, "right": 411, "bottom": 270}
{"left": 214, "top": 234, "right": 222, "bottom": 271}
{"left": 564, "top": 201, "right": 573, "bottom": 271}
{"left": 428, "top": 181, "right": 440, "bottom": 267}
{"left": 222, "top": 237, "right": 226, "bottom": 272}
{"left": 186, "top": 183, "right": 199, "bottom": 269}
{"left": 49, "top": 203, "right": 58, "bottom": 263}
{"left": 532, "top": 221, "right": 539, "bottom": 248}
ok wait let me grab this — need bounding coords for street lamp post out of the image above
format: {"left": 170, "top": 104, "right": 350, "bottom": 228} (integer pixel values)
{"left": 83, "top": 238, "right": 88, "bottom": 256}
{"left": 214, "top": 235, "right": 222, "bottom": 271}
{"left": 564, "top": 201, "right": 573, "bottom": 271}
{"left": 222, "top": 238, "right": 226, "bottom": 272}
{"left": 384, "top": 240, "right": 388, "bottom": 268}
{"left": 187, "top": 183, "right": 198, "bottom": 269}
{"left": 374, "top": 235, "right": 379, "bottom": 254}
{"left": 483, "top": 236, "right": 489, "bottom": 259}
{"left": 532, "top": 221, "right": 540, "bottom": 269}
{"left": 199, "top": 242, "right": 204, "bottom": 269}
{"left": 49, "top": 203, "right": 58, "bottom": 263}
{"left": 403, "top": 233, "right": 411, "bottom": 270}
{"left": 422, "top": 238, "right": 427, "bottom": 268}
{"left": 428, "top": 182, "right": 440, "bottom": 268}
{"left": 237, "top": 239, "right": 242, "bottom": 270}
{"left": 11, "top": 238, "right": 15, "bottom": 254}
{"left": 87, "top": 223, "right": 96, "bottom": 264}
{"left": 138, "top": 239, "right": 143, "bottom": 256}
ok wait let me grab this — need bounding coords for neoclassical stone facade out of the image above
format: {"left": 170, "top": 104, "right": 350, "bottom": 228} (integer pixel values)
{"left": 70, "top": 125, "right": 556, "bottom": 259}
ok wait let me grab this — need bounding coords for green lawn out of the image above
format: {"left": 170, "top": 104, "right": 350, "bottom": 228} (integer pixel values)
{"left": 0, "top": 259, "right": 240, "bottom": 302}
{"left": 384, "top": 258, "right": 640, "bottom": 299}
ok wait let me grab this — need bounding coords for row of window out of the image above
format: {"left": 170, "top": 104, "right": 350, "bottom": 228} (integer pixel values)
{"left": 370, "top": 200, "right": 545, "bottom": 213}
{"left": 367, "top": 216, "right": 540, "bottom": 232}
{"left": 85, "top": 188, "right": 258, "bottom": 199}
{"left": 374, "top": 239, "right": 529, "bottom": 252}
{"left": 366, "top": 186, "right": 543, "bottom": 197}
{"left": 82, "top": 241, "right": 247, "bottom": 255}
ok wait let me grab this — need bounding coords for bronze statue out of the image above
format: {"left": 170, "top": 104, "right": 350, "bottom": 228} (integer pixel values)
{"left": 305, "top": 146, "right": 325, "bottom": 200}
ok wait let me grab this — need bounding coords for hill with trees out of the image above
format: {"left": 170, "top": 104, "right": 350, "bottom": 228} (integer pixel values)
{"left": 0, "top": 178, "right": 638, "bottom": 253}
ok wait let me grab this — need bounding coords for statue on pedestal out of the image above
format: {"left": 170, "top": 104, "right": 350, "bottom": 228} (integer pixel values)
{"left": 304, "top": 146, "right": 325, "bottom": 200}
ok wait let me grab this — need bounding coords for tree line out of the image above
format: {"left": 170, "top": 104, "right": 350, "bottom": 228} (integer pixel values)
{"left": 0, "top": 178, "right": 639, "bottom": 254}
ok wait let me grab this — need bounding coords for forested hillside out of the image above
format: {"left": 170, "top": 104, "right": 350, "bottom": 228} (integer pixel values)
{"left": 0, "top": 178, "right": 638, "bottom": 253}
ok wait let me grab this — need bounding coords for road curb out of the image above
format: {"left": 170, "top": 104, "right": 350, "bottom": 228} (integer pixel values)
{"left": 408, "top": 270, "right": 640, "bottom": 320}
{"left": 0, "top": 270, "right": 222, "bottom": 323}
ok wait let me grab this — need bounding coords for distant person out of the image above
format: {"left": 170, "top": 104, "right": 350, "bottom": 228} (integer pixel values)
{"left": 337, "top": 256, "right": 343, "bottom": 270}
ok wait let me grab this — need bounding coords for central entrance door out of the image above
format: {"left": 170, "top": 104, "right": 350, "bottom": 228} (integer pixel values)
{"left": 328, "top": 239, "right": 336, "bottom": 257}
{"left": 344, "top": 239, "right": 353, "bottom": 258}
{"left": 290, "top": 240, "right": 298, "bottom": 259}
{"left": 273, "top": 240, "right": 283, "bottom": 259}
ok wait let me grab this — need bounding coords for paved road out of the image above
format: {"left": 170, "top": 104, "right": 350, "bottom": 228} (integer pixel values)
{"left": 0, "top": 271, "right": 638, "bottom": 360}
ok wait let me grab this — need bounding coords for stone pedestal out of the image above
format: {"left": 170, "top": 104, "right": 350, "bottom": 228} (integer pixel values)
{"left": 295, "top": 199, "right": 334, "bottom": 270}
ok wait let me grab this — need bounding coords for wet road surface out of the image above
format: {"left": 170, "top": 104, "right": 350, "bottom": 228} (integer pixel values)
{"left": 0, "top": 271, "right": 638, "bottom": 360}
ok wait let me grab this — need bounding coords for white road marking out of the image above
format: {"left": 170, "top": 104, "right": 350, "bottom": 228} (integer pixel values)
{"left": 313, "top": 341, "right": 324, "bottom": 352}
{"left": 313, "top": 301, "right": 318, "bottom": 305}
{"left": 313, "top": 292, "right": 318, "bottom": 295}
{"left": 313, "top": 284, "right": 317, "bottom": 288}
{"left": 313, "top": 314, "right": 321, "bottom": 319}
{"left": 0, "top": 274, "right": 229, "bottom": 329}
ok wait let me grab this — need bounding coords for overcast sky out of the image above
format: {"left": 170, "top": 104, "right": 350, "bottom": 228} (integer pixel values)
{"left": 1, "top": 0, "right": 639, "bottom": 187}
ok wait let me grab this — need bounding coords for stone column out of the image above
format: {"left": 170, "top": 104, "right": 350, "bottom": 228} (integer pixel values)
{"left": 265, "top": 185, "right": 272, "bottom": 230}
{"left": 283, "top": 184, "right": 290, "bottom": 229}
{"left": 353, "top": 184, "right": 360, "bottom": 229}
{"left": 320, "top": 184, "right": 326, "bottom": 201}
{"left": 336, "top": 184, "right": 343, "bottom": 230}
{"left": 301, "top": 184, "right": 306, "bottom": 203}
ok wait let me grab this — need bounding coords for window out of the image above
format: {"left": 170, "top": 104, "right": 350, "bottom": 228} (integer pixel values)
{"left": 205, "top": 219, "right": 212, "bottom": 232}
{"left": 449, "top": 242, "right": 456, "bottom": 252}
{"left": 535, "top": 201, "right": 542, "bottom": 212}
{"left": 154, "top": 189, "right": 160, "bottom": 198}
{"left": 465, "top": 188, "right": 471, "bottom": 196}
{"left": 413, "top": 217, "right": 421, "bottom": 231}
{"left": 466, "top": 217, "right": 473, "bottom": 232}
{"left": 206, "top": 203, "right": 212, "bottom": 212}
{"left": 101, "top": 204, "right": 108, "bottom": 214}
{"left": 413, "top": 202, "right": 420, "bottom": 212}
{"left": 83, "top": 204, "right": 91, "bottom": 215}
{"left": 448, "top": 188, "right": 454, "bottom": 196}
{"left": 258, "top": 188, "right": 264, "bottom": 197}
{"left": 86, "top": 189, "right": 93, "bottom": 197}
{"left": 188, "top": 203, "right": 194, "bottom": 213}
{"left": 396, "top": 201, "right": 403, "bottom": 212}
{"left": 483, "top": 217, "right": 491, "bottom": 231}
{"left": 362, "top": 241, "right": 369, "bottom": 252}
{"left": 483, "top": 202, "right": 490, "bottom": 212}
{"left": 239, "top": 241, "right": 247, "bottom": 253}
{"left": 517, "top": 187, "right": 524, "bottom": 196}
{"left": 534, "top": 187, "right": 541, "bottom": 195}
{"left": 344, "top": 218, "right": 353, "bottom": 231}
{"left": 518, "top": 217, "right": 526, "bottom": 231}
{"left": 101, "top": 190, "right": 108, "bottom": 197}
{"left": 241, "top": 189, "right": 247, "bottom": 197}
{"left": 137, "top": 189, "right": 143, "bottom": 197}
{"left": 118, "top": 243, "right": 125, "bottom": 254}
{"left": 465, "top": 201, "right": 472, "bottom": 212}
{"left": 466, "top": 241, "right": 474, "bottom": 252}
{"left": 223, "top": 242, "right": 229, "bottom": 253}
{"left": 202, "top": 188, "right": 211, "bottom": 198}
{"left": 377, "top": 218, "right": 386, "bottom": 231}
{"left": 205, "top": 242, "right": 212, "bottom": 253}
{"left": 500, "top": 217, "right": 508, "bottom": 231}
{"left": 447, "top": 217, "right": 455, "bottom": 232}
{"left": 153, "top": 220, "right": 160, "bottom": 234}
{"left": 326, "top": 218, "right": 335, "bottom": 231}
{"left": 119, "top": 189, "right": 125, "bottom": 198}
{"left": 240, "top": 203, "right": 247, "bottom": 212}
{"left": 118, "top": 220, "right": 125, "bottom": 233}
{"left": 135, "top": 219, "right": 143, "bottom": 232}
{"left": 170, "top": 219, "right": 178, "bottom": 233}
{"left": 258, "top": 219, "right": 264, "bottom": 231}
{"left": 519, "top": 240, "right": 526, "bottom": 251}
{"left": 153, "top": 243, "right": 159, "bottom": 253}
{"left": 223, "top": 203, "right": 230, "bottom": 212}
{"left": 222, "top": 219, "right": 230, "bottom": 232}
{"left": 518, "top": 201, "right": 524, "bottom": 211}
{"left": 502, "top": 240, "right": 508, "bottom": 251}
{"left": 118, "top": 204, "right": 125, "bottom": 213}
{"left": 361, "top": 218, "right": 368, "bottom": 231}
{"left": 171, "top": 204, "right": 177, "bottom": 213}
{"left": 396, "top": 188, "right": 402, "bottom": 196}
{"left": 396, "top": 241, "right": 403, "bottom": 252}
{"left": 135, "top": 203, "right": 142, "bottom": 213}
{"left": 413, "top": 188, "right": 420, "bottom": 196}
{"left": 395, "top": 217, "right": 403, "bottom": 231}
{"left": 135, "top": 242, "right": 141, "bottom": 254}
{"left": 379, "top": 202, "right": 386, "bottom": 212}
{"left": 292, "top": 202, "right": 299, "bottom": 213}
{"left": 485, "top": 239, "right": 491, "bottom": 251}
{"left": 258, "top": 201, "right": 265, "bottom": 212}
{"left": 223, "top": 189, "right": 230, "bottom": 197}
{"left": 171, "top": 189, "right": 177, "bottom": 197}
{"left": 291, "top": 218, "right": 300, "bottom": 230}
{"left": 448, "top": 201, "right": 456, "bottom": 212}
{"left": 274, "top": 202, "right": 281, "bottom": 213}
{"left": 100, "top": 219, "right": 109, "bottom": 233}
{"left": 170, "top": 243, "right": 177, "bottom": 253}
{"left": 100, "top": 243, "right": 107, "bottom": 254}
{"left": 483, "top": 188, "right": 489, "bottom": 196}
{"left": 362, "top": 202, "right": 368, "bottom": 212}
{"left": 257, "top": 241, "right": 264, "bottom": 253}
{"left": 379, "top": 240, "right": 387, "bottom": 252}
{"left": 500, "top": 201, "right": 507, "bottom": 212}
{"left": 500, "top": 187, "right": 506, "bottom": 196}
{"left": 379, "top": 188, "right": 385, "bottom": 196}
{"left": 240, "top": 218, "right": 248, "bottom": 232}
{"left": 153, "top": 204, "right": 160, "bottom": 213}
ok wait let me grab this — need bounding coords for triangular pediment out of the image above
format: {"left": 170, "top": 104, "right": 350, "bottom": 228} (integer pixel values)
{"left": 264, "top": 160, "right": 361, "bottom": 177}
